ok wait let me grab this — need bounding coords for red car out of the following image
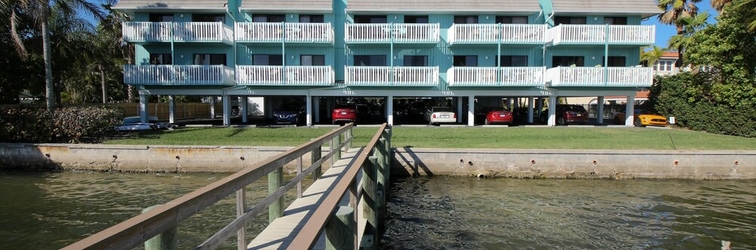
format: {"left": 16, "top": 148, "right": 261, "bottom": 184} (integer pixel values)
{"left": 477, "top": 107, "right": 513, "bottom": 125}
{"left": 332, "top": 103, "right": 357, "bottom": 124}
{"left": 539, "top": 104, "right": 589, "bottom": 125}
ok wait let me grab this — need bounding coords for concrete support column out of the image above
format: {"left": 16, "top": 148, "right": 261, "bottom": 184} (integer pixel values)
{"left": 625, "top": 95, "right": 635, "bottom": 126}
{"left": 527, "top": 96, "right": 534, "bottom": 124}
{"left": 209, "top": 97, "right": 216, "bottom": 119}
{"left": 548, "top": 95, "right": 557, "bottom": 126}
{"left": 387, "top": 95, "right": 394, "bottom": 125}
{"left": 597, "top": 96, "right": 605, "bottom": 124}
{"left": 139, "top": 93, "right": 148, "bottom": 123}
{"left": 313, "top": 97, "right": 320, "bottom": 123}
{"left": 467, "top": 96, "right": 475, "bottom": 126}
{"left": 306, "top": 94, "right": 313, "bottom": 126}
{"left": 456, "top": 97, "right": 463, "bottom": 123}
{"left": 168, "top": 95, "right": 175, "bottom": 124}
{"left": 222, "top": 95, "right": 231, "bottom": 126}
{"left": 241, "top": 97, "right": 248, "bottom": 123}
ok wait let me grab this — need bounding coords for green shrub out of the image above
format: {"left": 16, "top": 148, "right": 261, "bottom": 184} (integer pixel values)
{"left": 0, "top": 106, "right": 123, "bottom": 143}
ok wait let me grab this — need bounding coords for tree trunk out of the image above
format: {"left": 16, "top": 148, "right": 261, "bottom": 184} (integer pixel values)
{"left": 100, "top": 64, "right": 107, "bottom": 103}
{"left": 675, "top": 25, "right": 684, "bottom": 68}
{"left": 43, "top": 21, "right": 54, "bottom": 111}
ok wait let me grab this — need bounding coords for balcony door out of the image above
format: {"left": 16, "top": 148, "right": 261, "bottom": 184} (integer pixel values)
{"left": 194, "top": 54, "right": 226, "bottom": 65}
{"left": 604, "top": 17, "right": 627, "bottom": 25}
{"left": 299, "top": 15, "right": 324, "bottom": 23}
{"left": 495, "top": 16, "right": 528, "bottom": 24}
{"left": 301, "top": 55, "right": 325, "bottom": 66}
{"left": 193, "top": 14, "right": 225, "bottom": 22}
{"left": 354, "top": 55, "right": 386, "bottom": 66}
{"left": 253, "top": 54, "right": 283, "bottom": 65}
{"left": 150, "top": 54, "right": 172, "bottom": 65}
{"left": 453, "top": 15, "right": 478, "bottom": 24}
{"left": 602, "top": 56, "right": 626, "bottom": 67}
{"left": 554, "top": 16, "right": 586, "bottom": 25}
{"left": 253, "top": 14, "right": 285, "bottom": 22}
{"left": 404, "top": 15, "right": 429, "bottom": 23}
{"left": 453, "top": 55, "right": 477, "bottom": 67}
{"left": 404, "top": 56, "right": 427, "bottom": 66}
{"left": 149, "top": 13, "right": 173, "bottom": 22}
{"left": 497, "top": 56, "right": 528, "bottom": 67}
{"left": 354, "top": 15, "right": 387, "bottom": 23}
{"left": 552, "top": 56, "right": 584, "bottom": 67}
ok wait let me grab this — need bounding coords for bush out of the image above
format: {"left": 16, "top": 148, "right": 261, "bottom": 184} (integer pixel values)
{"left": 0, "top": 106, "right": 124, "bottom": 143}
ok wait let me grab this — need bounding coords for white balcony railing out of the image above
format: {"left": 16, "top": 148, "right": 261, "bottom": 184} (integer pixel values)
{"left": 546, "top": 66, "right": 653, "bottom": 87}
{"left": 447, "top": 24, "right": 546, "bottom": 44}
{"left": 345, "top": 66, "right": 439, "bottom": 86}
{"left": 122, "top": 22, "right": 233, "bottom": 43}
{"left": 447, "top": 67, "right": 545, "bottom": 87}
{"left": 235, "top": 23, "right": 334, "bottom": 43}
{"left": 546, "top": 25, "right": 654, "bottom": 45}
{"left": 236, "top": 66, "right": 334, "bottom": 86}
{"left": 345, "top": 23, "right": 439, "bottom": 44}
{"left": 123, "top": 65, "right": 235, "bottom": 85}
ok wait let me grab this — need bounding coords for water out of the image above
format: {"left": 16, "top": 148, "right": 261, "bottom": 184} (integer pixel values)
{"left": 1, "top": 171, "right": 755, "bottom": 249}
{"left": 382, "top": 177, "right": 756, "bottom": 250}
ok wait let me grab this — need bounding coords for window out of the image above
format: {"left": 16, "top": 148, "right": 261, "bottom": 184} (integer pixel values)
{"left": 404, "top": 15, "right": 429, "bottom": 23}
{"left": 353, "top": 55, "right": 386, "bottom": 66}
{"left": 299, "top": 15, "right": 324, "bottom": 23}
{"left": 252, "top": 54, "right": 283, "bottom": 65}
{"left": 301, "top": 55, "right": 325, "bottom": 66}
{"left": 453, "top": 55, "right": 477, "bottom": 66}
{"left": 552, "top": 56, "right": 584, "bottom": 67}
{"left": 149, "top": 13, "right": 173, "bottom": 22}
{"left": 554, "top": 16, "right": 587, "bottom": 25}
{"left": 193, "top": 54, "right": 226, "bottom": 65}
{"left": 604, "top": 17, "right": 627, "bottom": 25}
{"left": 253, "top": 14, "right": 285, "bottom": 22}
{"left": 497, "top": 56, "right": 528, "bottom": 67}
{"left": 354, "top": 15, "right": 387, "bottom": 23}
{"left": 150, "top": 54, "right": 172, "bottom": 65}
{"left": 495, "top": 16, "right": 528, "bottom": 24}
{"left": 654, "top": 60, "right": 675, "bottom": 71}
{"left": 602, "top": 56, "right": 626, "bottom": 67}
{"left": 193, "top": 14, "right": 225, "bottom": 22}
{"left": 404, "top": 55, "right": 428, "bottom": 66}
{"left": 454, "top": 15, "right": 478, "bottom": 24}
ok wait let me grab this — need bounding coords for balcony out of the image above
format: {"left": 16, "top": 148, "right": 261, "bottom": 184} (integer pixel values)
{"left": 123, "top": 65, "right": 235, "bottom": 85}
{"left": 235, "top": 23, "right": 334, "bottom": 44}
{"left": 345, "top": 66, "right": 439, "bottom": 86}
{"left": 447, "top": 24, "right": 546, "bottom": 45}
{"left": 236, "top": 66, "right": 334, "bottom": 86}
{"left": 447, "top": 67, "right": 545, "bottom": 87}
{"left": 345, "top": 23, "right": 439, "bottom": 44}
{"left": 545, "top": 66, "right": 653, "bottom": 87}
{"left": 122, "top": 22, "right": 234, "bottom": 44}
{"left": 546, "top": 25, "right": 654, "bottom": 45}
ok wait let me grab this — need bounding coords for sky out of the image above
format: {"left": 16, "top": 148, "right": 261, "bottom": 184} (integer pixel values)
{"left": 642, "top": 0, "right": 718, "bottom": 49}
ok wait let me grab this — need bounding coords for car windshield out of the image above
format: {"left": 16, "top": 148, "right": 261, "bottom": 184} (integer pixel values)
{"left": 561, "top": 105, "right": 586, "bottom": 112}
{"left": 277, "top": 103, "right": 301, "bottom": 111}
{"left": 432, "top": 107, "right": 452, "bottom": 112}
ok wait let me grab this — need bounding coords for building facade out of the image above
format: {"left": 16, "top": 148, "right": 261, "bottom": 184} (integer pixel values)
{"left": 113, "top": 0, "right": 659, "bottom": 126}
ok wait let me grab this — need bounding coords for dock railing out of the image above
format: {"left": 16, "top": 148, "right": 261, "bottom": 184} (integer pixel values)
{"left": 61, "top": 124, "right": 359, "bottom": 250}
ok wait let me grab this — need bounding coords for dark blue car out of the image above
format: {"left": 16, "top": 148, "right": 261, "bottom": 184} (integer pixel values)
{"left": 273, "top": 103, "right": 305, "bottom": 125}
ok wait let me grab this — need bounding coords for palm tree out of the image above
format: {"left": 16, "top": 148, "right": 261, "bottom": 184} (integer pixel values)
{"left": 667, "top": 12, "right": 709, "bottom": 70}
{"left": 657, "top": 0, "right": 702, "bottom": 67}
{"left": 640, "top": 45, "right": 664, "bottom": 68}
{"left": 712, "top": 0, "right": 732, "bottom": 11}
{"left": 5, "top": 0, "right": 105, "bottom": 111}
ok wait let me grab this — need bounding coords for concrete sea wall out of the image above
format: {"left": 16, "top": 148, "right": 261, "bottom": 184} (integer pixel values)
{"left": 1, "top": 143, "right": 755, "bottom": 179}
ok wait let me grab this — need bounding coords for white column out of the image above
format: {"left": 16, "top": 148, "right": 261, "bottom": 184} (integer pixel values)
{"left": 222, "top": 95, "right": 231, "bottom": 126}
{"left": 625, "top": 95, "right": 635, "bottom": 126}
{"left": 387, "top": 95, "right": 394, "bottom": 125}
{"left": 209, "top": 97, "right": 216, "bottom": 119}
{"left": 527, "top": 97, "right": 534, "bottom": 124}
{"left": 168, "top": 95, "right": 175, "bottom": 124}
{"left": 467, "top": 96, "right": 475, "bottom": 126}
{"left": 306, "top": 94, "right": 313, "bottom": 126}
{"left": 548, "top": 95, "right": 557, "bottom": 126}
{"left": 456, "top": 97, "right": 463, "bottom": 123}
{"left": 597, "top": 96, "right": 605, "bottom": 124}
{"left": 241, "top": 97, "right": 248, "bottom": 123}
{"left": 139, "top": 93, "right": 148, "bottom": 123}
{"left": 313, "top": 97, "right": 320, "bottom": 123}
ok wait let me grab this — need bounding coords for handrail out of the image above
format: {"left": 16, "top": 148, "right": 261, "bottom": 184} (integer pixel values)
{"left": 287, "top": 123, "right": 390, "bottom": 248}
{"left": 61, "top": 124, "right": 354, "bottom": 250}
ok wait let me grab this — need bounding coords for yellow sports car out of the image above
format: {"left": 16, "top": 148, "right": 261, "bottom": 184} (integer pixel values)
{"left": 613, "top": 110, "right": 668, "bottom": 127}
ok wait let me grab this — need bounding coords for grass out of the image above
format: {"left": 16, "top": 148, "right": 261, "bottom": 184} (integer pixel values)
{"left": 102, "top": 126, "right": 756, "bottom": 150}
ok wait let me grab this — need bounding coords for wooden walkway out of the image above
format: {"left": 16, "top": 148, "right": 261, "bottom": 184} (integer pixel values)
{"left": 248, "top": 149, "right": 364, "bottom": 249}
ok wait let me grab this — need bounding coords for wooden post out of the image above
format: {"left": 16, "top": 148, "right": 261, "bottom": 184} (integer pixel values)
{"left": 268, "top": 168, "right": 283, "bottom": 222}
{"left": 311, "top": 146, "right": 322, "bottom": 180}
{"left": 361, "top": 156, "right": 378, "bottom": 250}
{"left": 346, "top": 127, "right": 353, "bottom": 149}
{"left": 325, "top": 206, "right": 355, "bottom": 250}
{"left": 297, "top": 156, "right": 303, "bottom": 198}
{"left": 384, "top": 128, "right": 392, "bottom": 185}
{"left": 143, "top": 205, "right": 177, "bottom": 250}
{"left": 331, "top": 135, "right": 341, "bottom": 162}
{"left": 235, "top": 189, "right": 247, "bottom": 250}
{"left": 375, "top": 139, "right": 387, "bottom": 234}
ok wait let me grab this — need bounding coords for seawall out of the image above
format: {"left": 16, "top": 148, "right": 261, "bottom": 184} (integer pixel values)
{"left": 1, "top": 143, "right": 755, "bottom": 179}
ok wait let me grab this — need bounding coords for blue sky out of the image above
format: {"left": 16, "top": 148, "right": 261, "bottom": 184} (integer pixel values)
{"left": 642, "top": 0, "right": 718, "bottom": 49}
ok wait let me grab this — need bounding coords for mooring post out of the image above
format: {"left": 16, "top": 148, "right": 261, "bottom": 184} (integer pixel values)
{"left": 325, "top": 206, "right": 355, "bottom": 250}
{"left": 311, "top": 145, "right": 322, "bottom": 179}
{"left": 376, "top": 138, "right": 387, "bottom": 227}
{"left": 143, "top": 205, "right": 177, "bottom": 250}
{"left": 384, "top": 127, "right": 392, "bottom": 185}
{"left": 361, "top": 156, "right": 378, "bottom": 250}
{"left": 268, "top": 168, "right": 283, "bottom": 222}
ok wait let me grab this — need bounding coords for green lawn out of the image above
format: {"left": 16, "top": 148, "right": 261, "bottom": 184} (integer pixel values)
{"left": 102, "top": 126, "right": 756, "bottom": 150}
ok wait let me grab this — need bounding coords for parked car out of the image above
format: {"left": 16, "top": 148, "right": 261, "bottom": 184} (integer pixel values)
{"left": 273, "top": 103, "right": 305, "bottom": 125}
{"left": 613, "top": 110, "right": 668, "bottom": 127}
{"left": 332, "top": 103, "right": 358, "bottom": 124}
{"left": 115, "top": 116, "right": 171, "bottom": 131}
{"left": 475, "top": 107, "right": 514, "bottom": 125}
{"left": 539, "top": 104, "right": 589, "bottom": 125}
{"left": 424, "top": 106, "right": 456, "bottom": 125}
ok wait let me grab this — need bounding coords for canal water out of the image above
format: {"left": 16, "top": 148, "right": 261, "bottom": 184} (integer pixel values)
{"left": 1, "top": 171, "right": 754, "bottom": 249}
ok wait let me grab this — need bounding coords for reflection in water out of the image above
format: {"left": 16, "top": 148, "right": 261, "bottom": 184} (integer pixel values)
{"left": 382, "top": 177, "right": 756, "bottom": 250}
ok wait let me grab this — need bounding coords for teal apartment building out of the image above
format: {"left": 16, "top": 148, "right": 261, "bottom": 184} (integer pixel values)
{"left": 113, "top": 0, "right": 658, "bottom": 126}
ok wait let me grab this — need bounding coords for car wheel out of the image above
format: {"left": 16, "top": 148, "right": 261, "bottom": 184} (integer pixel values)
{"left": 484, "top": 119, "right": 489, "bottom": 125}
{"left": 557, "top": 117, "right": 566, "bottom": 125}
{"left": 634, "top": 118, "right": 643, "bottom": 127}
